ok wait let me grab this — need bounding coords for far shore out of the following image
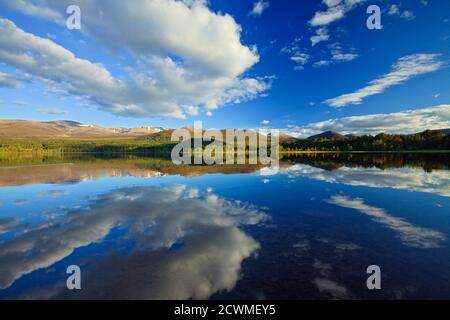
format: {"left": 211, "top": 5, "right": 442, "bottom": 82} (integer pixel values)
{"left": 1, "top": 150, "right": 450, "bottom": 158}
{"left": 280, "top": 150, "right": 450, "bottom": 154}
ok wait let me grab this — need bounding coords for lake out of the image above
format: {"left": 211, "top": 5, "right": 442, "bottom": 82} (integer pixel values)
{"left": 0, "top": 153, "right": 449, "bottom": 299}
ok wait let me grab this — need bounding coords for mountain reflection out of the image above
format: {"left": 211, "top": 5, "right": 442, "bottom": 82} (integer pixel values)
{"left": 1, "top": 153, "right": 449, "bottom": 190}
{"left": 281, "top": 153, "right": 450, "bottom": 171}
{"left": 0, "top": 186, "right": 268, "bottom": 299}
{"left": 0, "top": 156, "right": 264, "bottom": 186}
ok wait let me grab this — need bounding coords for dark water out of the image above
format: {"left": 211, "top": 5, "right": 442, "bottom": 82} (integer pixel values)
{"left": 0, "top": 153, "right": 449, "bottom": 300}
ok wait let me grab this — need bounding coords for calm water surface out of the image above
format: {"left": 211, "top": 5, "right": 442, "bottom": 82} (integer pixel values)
{"left": 0, "top": 153, "right": 449, "bottom": 299}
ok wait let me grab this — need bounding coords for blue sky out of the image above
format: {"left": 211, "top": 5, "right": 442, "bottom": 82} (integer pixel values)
{"left": 0, "top": 0, "right": 449, "bottom": 137}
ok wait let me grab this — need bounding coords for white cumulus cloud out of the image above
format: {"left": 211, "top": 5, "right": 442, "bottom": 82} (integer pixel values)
{"left": 0, "top": 1, "right": 270, "bottom": 118}
{"left": 284, "top": 104, "right": 450, "bottom": 138}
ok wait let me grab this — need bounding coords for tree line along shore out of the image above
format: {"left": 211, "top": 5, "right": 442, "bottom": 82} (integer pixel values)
{"left": 0, "top": 130, "right": 449, "bottom": 155}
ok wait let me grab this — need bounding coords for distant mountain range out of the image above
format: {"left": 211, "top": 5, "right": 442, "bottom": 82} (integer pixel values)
{"left": 0, "top": 120, "right": 297, "bottom": 142}
{"left": 0, "top": 120, "right": 164, "bottom": 138}
{"left": 0, "top": 120, "right": 448, "bottom": 141}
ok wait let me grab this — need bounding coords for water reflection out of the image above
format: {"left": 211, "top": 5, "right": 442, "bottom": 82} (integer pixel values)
{"left": 281, "top": 164, "right": 450, "bottom": 197}
{"left": 326, "top": 195, "right": 446, "bottom": 248}
{"left": 0, "top": 186, "right": 268, "bottom": 299}
{"left": 1, "top": 152, "right": 450, "bottom": 300}
{"left": 0, "top": 218, "right": 22, "bottom": 235}
{"left": 1, "top": 153, "right": 449, "bottom": 196}
{"left": 279, "top": 153, "right": 450, "bottom": 197}
{"left": 281, "top": 153, "right": 450, "bottom": 171}
{"left": 0, "top": 156, "right": 264, "bottom": 186}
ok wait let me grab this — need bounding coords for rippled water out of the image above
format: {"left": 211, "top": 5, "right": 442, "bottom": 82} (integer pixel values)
{"left": 0, "top": 153, "right": 449, "bottom": 299}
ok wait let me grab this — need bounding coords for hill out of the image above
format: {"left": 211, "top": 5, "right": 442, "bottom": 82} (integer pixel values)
{"left": 278, "top": 134, "right": 298, "bottom": 143}
{"left": 282, "top": 130, "right": 450, "bottom": 152}
{"left": 307, "top": 131, "right": 347, "bottom": 140}
{"left": 429, "top": 129, "right": 450, "bottom": 135}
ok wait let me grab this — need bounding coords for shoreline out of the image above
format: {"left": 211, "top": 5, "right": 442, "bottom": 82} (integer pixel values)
{"left": 1, "top": 150, "right": 450, "bottom": 156}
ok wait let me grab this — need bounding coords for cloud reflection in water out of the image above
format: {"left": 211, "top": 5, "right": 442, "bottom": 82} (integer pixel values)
{"left": 0, "top": 186, "right": 268, "bottom": 299}
{"left": 279, "top": 164, "right": 450, "bottom": 197}
{"left": 327, "top": 195, "right": 446, "bottom": 249}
